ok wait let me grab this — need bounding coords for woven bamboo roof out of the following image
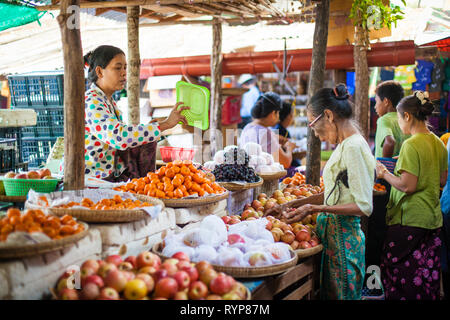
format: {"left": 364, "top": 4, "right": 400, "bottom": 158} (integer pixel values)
{"left": 33, "top": 0, "right": 317, "bottom": 24}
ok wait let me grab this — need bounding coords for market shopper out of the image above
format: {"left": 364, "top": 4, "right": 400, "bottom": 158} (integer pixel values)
{"left": 238, "top": 74, "right": 261, "bottom": 129}
{"left": 84, "top": 45, "right": 188, "bottom": 180}
{"left": 280, "top": 84, "right": 375, "bottom": 300}
{"left": 239, "top": 92, "right": 296, "bottom": 169}
{"left": 376, "top": 91, "right": 448, "bottom": 300}
{"left": 272, "top": 101, "right": 301, "bottom": 176}
{"left": 440, "top": 140, "right": 450, "bottom": 300}
{"left": 374, "top": 80, "right": 409, "bottom": 158}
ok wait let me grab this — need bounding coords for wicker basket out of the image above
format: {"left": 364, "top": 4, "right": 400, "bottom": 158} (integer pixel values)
{"left": 0, "top": 195, "right": 27, "bottom": 203}
{"left": 217, "top": 178, "right": 263, "bottom": 192}
{"left": 151, "top": 191, "right": 229, "bottom": 208}
{"left": 0, "top": 222, "right": 89, "bottom": 259}
{"left": 295, "top": 244, "right": 323, "bottom": 259}
{"left": 258, "top": 170, "right": 287, "bottom": 181}
{"left": 152, "top": 242, "right": 298, "bottom": 278}
{"left": 2, "top": 178, "right": 59, "bottom": 197}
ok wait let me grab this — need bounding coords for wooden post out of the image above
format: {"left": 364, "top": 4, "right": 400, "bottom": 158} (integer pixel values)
{"left": 210, "top": 17, "right": 223, "bottom": 155}
{"left": 305, "top": 0, "right": 330, "bottom": 186}
{"left": 354, "top": 23, "right": 370, "bottom": 139}
{"left": 127, "top": 6, "right": 141, "bottom": 126}
{"left": 57, "top": 0, "right": 85, "bottom": 190}
{"left": 333, "top": 69, "right": 347, "bottom": 86}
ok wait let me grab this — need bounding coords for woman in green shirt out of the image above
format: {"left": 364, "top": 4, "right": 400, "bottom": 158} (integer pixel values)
{"left": 282, "top": 84, "right": 375, "bottom": 300}
{"left": 376, "top": 91, "right": 448, "bottom": 300}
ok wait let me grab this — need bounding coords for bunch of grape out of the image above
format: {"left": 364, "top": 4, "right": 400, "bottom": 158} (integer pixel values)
{"left": 223, "top": 147, "right": 249, "bottom": 166}
{"left": 212, "top": 164, "right": 259, "bottom": 183}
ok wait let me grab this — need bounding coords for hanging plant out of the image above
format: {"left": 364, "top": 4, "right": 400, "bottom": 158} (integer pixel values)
{"left": 349, "top": 0, "right": 406, "bottom": 48}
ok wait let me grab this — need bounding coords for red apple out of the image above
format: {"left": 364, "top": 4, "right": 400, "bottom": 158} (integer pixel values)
{"left": 139, "top": 266, "right": 158, "bottom": 276}
{"left": 265, "top": 220, "right": 273, "bottom": 230}
{"left": 83, "top": 275, "right": 104, "bottom": 289}
{"left": 80, "top": 267, "right": 96, "bottom": 286}
{"left": 154, "top": 277, "right": 178, "bottom": 299}
{"left": 309, "top": 239, "right": 319, "bottom": 247}
{"left": 136, "top": 252, "right": 161, "bottom": 269}
{"left": 299, "top": 241, "right": 312, "bottom": 249}
{"left": 124, "top": 256, "right": 137, "bottom": 268}
{"left": 164, "top": 258, "right": 180, "bottom": 266}
{"left": 56, "top": 277, "right": 75, "bottom": 294}
{"left": 222, "top": 292, "right": 241, "bottom": 300}
{"left": 295, "top": 230, "right": 311, "bottom": 242}
{"left": 221, "top": 216, "right": 231, "bottom": 225}
{"left": 161, "top": 261, "right": 178, "bottom": 276}
{"left": 118, "top": 262, "right": 134, "bottom": 271}
{"left": 38, "top": 168, "right": 52, "bottom": 179}
{"left": 81, "top": 260, "right": 100, "bottom": 274}
{"left": 152, "top": 269, "right": 169, "bottom": 282}
{"left": 98, "top": 287, "right": 119, "bottom": 300}
{"left": 180, "top": 265, "right": 198, "bottom": 283}
{"left": 172, "top": 252, "right": 190, "bottom": 262}
{"left": 230, "top": 282, "right": 248, "bottom": 299}
{"left": 15, "top": 173, "right": 28, "bottom": 179}
{"left": 188, "top": 281, "right": 208, "bottom": 300}
{"left": 227, "top": 234, "right": 245, "bottom": 245}
{"left": 209, "top": 274, "right": 232, "bottom": 295}
{"left": 123, "top": 271, "right": 136, "bottom": 282}
{"left": 98, "top": 263, "right": 118, "bottom": 279}
{"left": 281, "top": 230, "right": 296, "bottom": 244}
{"left": 199, "top": 268, "right": 218, "bottom": 286}
{"left": 136, "top": 273, "right": 155, "bottom": 292}
{"left": 26, "top": 171, "right": 40, "bottom": 179}
{"left": 173, "top": 271, "right": 190, "bottom": 290}
{"left": 177, "top": 260, "right": 191, "bottom": 270}
{"left": 104, "top": 270, "right": 127, "bottom": 292}
{"left": 206, "top": 294, "right": 223, "bottom": 300}
{"left": 196, "top": 261, "right": 212, "bottom": 274}
{"left": 105, "top": 255, "right": 123, "bottom": 267}
{"left": 59, "top": 288, "right": 79, "bottom": 300}
{"left": 80, "top": 282, "right": 100, "bottom": 300}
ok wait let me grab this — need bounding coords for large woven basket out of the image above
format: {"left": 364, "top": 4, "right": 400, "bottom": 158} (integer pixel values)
{"left": 258, "top": 170, "right": 287, "bottom": 181}
{"left": 295, "top": 244, "right": 323, "bottom": 259}
{"left": 217, "top": 177, "right": 263, "bottom": 192}
{"left": 149, "top": 191, "right": 229, "bottom": 208}
{"left": 0, "top": 222, "right": 89, "bottom": 259}
{"left": 48, "top": 208, "right": 148, "bottom": 223}
{"left": 152, "top": 242, "right": 298, "bottom": 278}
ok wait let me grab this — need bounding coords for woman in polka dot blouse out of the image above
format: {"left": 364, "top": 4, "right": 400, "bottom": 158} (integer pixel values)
{"left": 84, "top": 45, "right": 188, "bottom": 179}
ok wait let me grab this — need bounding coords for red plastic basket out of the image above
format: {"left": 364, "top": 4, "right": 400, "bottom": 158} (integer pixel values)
{"left": 160, "top": 146, "right": 195, "bottom": 162}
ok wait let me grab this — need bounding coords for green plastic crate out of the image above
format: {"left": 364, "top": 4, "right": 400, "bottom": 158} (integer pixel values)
{"left": 2, "top": 178, "right": 59, "bottom": 196}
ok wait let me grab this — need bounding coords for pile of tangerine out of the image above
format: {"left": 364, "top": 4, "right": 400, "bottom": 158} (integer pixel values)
{"left": 114, "top": 160, "right": 225, "bottom": 199}
{"left": 0, "top": 208, "right": 84, "bottom": 242}
{"left": 53, "top": 195, "right": 153, "bottom": 210}
{"left": 373, "top": 183, "right": 386, "bottom": 192}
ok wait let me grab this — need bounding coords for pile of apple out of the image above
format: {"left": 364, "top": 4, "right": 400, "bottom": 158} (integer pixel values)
{"left": 55, "top": 251, "right": 248, "bottom": 300}
{"left": 240, "top": 186, "right": 323, "bottom": 218}
{"left": 3, "top": 168, "right": 54, "bottom": 180}
{"left": 221, "top": 215, "right": 320, "bottom": 251}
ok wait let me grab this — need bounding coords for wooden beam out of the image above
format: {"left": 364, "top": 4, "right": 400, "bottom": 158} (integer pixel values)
{"left": 36, "top": 0, "right": 234, "bottom": 11}
{"left": 306, "top": 0, "right": 329, "bottom": 186}
{"left": 95, "top": 8, "right": 111, "bottom": 15}
{"left": 127, "top": 6, "right": 141, "bottom": 126}
{"left": 139, "top": 15, "right": 297, "bottom": 26}
{"left": 209, "top": 17, "right": 223, "bottom": 156}
{"left": 57, "top": 0, "right": 85, "bottom": 190}
{"left": 142, "top": 4, "right": 203, "bottom": 18}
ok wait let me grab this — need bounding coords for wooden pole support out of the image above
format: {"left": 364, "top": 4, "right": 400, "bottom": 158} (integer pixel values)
{"left": 306, "top": 0, "right": 330, "bottom": 186}
{"left": 127, "top": 6, "right": 141, "bottom": 126}
{"left": 209, "top": 17, "right": 223, "bottom": 156}
{"left": 57, "top": 0, "right": 85, "bottom": 190}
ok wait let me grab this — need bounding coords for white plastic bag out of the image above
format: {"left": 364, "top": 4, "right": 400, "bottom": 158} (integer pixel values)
{"left": 193, "top": 245, "right": 218, "bottom": 263}
{"left": 243, "top": 142, "right": 262, "bottom": 157}
{"left": 200, "top": 215, "right": 227, "bottom": 247}
{"left": 260, "top": 152, "right": 274, "bottom": 165}
{"left": 203, "top": 161, "right": 217, "bottom": 171}
{"left": 215, "top": 247, "right": 246, "bottom": 267}
{"left": 162, "top": 244, "right": 196, "bottom": 260}
{"left": 265, "top": 242, "right": 292, "bottom": 263}
{"left": 213, "top": 150, "right": 226, "bottom": 164}
{"left": 243, "top": 251, "right": 272, "bottom": 267}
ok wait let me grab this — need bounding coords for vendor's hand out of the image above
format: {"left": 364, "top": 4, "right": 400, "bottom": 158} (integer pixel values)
{"left": 159, "top": 102, "right": 190, "bottom": 132}
{"left": 281, "top": 204, "right": 316, "bottom": 224}
{"left": 376, "top": 161, "right": 388, "bottom": 179}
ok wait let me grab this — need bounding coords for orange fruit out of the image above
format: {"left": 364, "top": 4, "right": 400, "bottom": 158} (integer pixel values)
{"left": 6, "top": 208, "right": 21, "bottom": 219}
{"left": 172, "top": 178, "right": 182, "bottom": 188}
{"left": 173, "top": 166, "right": 181, "bottom": 174}
{"left": 165, "top": 168, "right": 175, "bottom": 178}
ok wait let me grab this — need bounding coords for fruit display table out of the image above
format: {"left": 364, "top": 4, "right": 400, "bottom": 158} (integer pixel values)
{"left": 227, "top": 189, "right": 255, "bottom": 216}
{"left": 91, "top": 209, "right": 177, "bottom": 259}
{"left": 242, "top": 254, "right": 321, "bottom": 300}
{"left": 253, "top": 171, "right": 287, "bottom": 202}
{"left": 0, "top": 229, "right": 102, "bottom": 300}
